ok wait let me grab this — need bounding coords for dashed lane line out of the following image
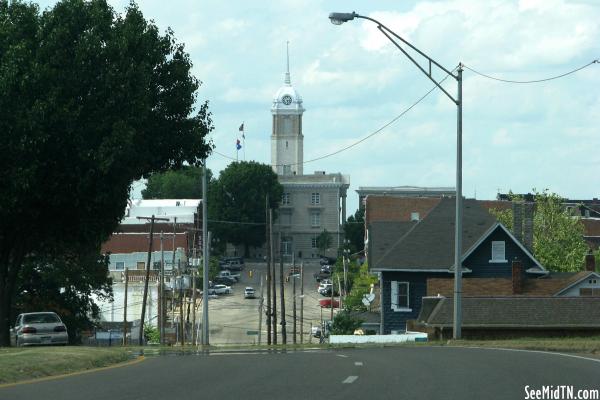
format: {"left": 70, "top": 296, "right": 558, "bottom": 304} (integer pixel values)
{"left": 336, "top": 354, "right": 348, "bottom": 358}
{"left": 354, "top": 362, "right": 363, "bottom": 366}
{"left": 342, "top": 376, "right": 358, "bottom": 384}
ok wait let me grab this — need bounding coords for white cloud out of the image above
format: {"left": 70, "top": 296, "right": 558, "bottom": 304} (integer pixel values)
{"left": 492, "top": 129, "right": 513, "bottom": 146}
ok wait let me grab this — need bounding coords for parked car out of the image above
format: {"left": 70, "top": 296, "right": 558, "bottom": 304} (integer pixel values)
{"left": 10, "top": 312, "right": 68, "bottom": 347}
{"left": 244, "top": 287, "right": 256, "bottom": 299}
{"left": 314, "top": 270, "right": 331, "bottom": 282}
{"left": 319, "top": 298, "right": 340, "bottom": 308}
{"left": 219, "top": 257, "right": 245, "bottom": 271}
{"left": 212, "top": 284, "right": 232, "bottom": 295}
{"left": 218, "top": 270, "right": 240, "bottom": 282}
{"left": 214, "top": 276, "right": 236, "bottom": 286}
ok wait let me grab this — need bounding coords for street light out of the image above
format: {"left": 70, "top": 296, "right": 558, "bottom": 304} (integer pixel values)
{"left": 330, "top": 11, "right": 464, "bottom": 339}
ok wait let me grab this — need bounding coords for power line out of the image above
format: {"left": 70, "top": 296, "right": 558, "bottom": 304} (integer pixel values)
{"left": 463, "top": 59, "right": 599, "bottom": 84}
{"left": 212, "top": 69, "right": 457, "bottom": 166}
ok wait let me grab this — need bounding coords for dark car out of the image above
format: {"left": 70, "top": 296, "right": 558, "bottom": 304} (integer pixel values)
{"left": 214, "top": 276, "right": 236, "bottom": 286}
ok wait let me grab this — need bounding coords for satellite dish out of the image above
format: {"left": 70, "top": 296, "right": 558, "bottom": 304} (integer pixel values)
{"left": 362, "top": 293, "right": 375, "bottom": 306}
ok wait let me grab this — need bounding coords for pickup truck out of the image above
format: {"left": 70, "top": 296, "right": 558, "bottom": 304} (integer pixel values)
{"left": 218, "top": 270, "right": 240, "bottom": 282}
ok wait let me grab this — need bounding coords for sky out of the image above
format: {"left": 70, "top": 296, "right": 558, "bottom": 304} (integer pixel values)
{"left": 38, "top": 0, "right": 600, "bottom": 214}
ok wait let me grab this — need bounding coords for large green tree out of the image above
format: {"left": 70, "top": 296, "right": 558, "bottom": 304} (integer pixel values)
{"left": 208, "top": 161, "right": 282, "bottom": 256}
{"left": 343, "top": 208, "right": 365, "bottom": 254}
{"left": 0, "top": 0, "right": 212, "bottom": 346}
{"left": 142, "top": 166, "right": 213, "bottom": 199}
{"left": 490, "top": 190, "right": 588, "bottom": 272}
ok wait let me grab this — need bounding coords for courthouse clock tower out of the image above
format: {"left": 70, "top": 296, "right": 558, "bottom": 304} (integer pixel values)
{"left": 271, "top": 43, "right": 304, "bottom": 176}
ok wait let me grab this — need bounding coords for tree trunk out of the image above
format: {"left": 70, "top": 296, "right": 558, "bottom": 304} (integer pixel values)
{"left": 0, "top": 241, "right": 25, "bottom": 347}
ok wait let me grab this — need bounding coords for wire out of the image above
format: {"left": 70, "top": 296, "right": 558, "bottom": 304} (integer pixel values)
{"left": 212, "top": 69, "right": 457, "bottom": 166}
{"left": 463, "top": 59, "right": 599, "bottom": 84}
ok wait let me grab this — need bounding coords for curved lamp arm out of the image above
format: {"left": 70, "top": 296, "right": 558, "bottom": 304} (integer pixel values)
{"left": 329, "top": 11, "right": 460, "bottom": 104}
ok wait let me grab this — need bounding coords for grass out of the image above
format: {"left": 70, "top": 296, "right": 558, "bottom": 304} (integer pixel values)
{"left": 444, "top": 336, "right": 600, "bottom": 354}
{"left": 0, "top": 346, "right": 131, "bottom": 384}
{"left": 121, "top": 336, "right": 600, "bottom": 356}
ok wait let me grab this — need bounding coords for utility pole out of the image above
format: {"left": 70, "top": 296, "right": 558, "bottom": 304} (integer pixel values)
{"left": 201, "top": 160, "right": 209, "bottom": 346}
{"left": 257, "top": 272, "right": 264, "bottom": 345}
{"left": 300, "top": 262, "right": 304, "bottom": 344}
{"left": 280, "top": 231, "right": 286, "bottom": 344}
{"left": 292, "top": 253, "right": 297, "bottom": 345}
{"left": 265, "top": 196, "right": 271, "bottom": 345}
{"left": 159, "top": 232, "right": 164, "bottom": 345}
{"left": 270, "top": 209, "right": 277, "bottom": 345}
{"left": 123, "top": 268, "right": 128, "bottom": 346}
{"left": 180, "top": 277, "right": 185, "bottom": 347}
{"left": 330, "top": 269, "right": 334, "bottom": 323}
{"left": 191, "top": 269, "right": 197, "bottom": 346}
{"left": 172, "top": 217, "right": 177, "bottom": 268}
{"left": 137, "top": 215, "right": 168, "bottom": 346}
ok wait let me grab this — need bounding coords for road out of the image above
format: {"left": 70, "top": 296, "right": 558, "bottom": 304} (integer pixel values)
{"left": 2, "top": 347, "right": 599, "bottom": 400}
{"left": 205, "top": 261, "right": 332, "bottom": 344}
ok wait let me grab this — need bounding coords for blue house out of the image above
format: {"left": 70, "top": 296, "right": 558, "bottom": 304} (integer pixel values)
{"left": 368, "top": 197, "right": 546, "bottom": 334}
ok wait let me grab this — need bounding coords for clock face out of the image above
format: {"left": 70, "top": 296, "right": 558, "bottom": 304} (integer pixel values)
{"left": 282, "top": 95, "right": 293, "bottom": 105}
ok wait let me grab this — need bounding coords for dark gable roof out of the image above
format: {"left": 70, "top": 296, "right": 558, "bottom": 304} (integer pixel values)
{"left": 369, "top": 221, "right": 415, "bottom": 267}
{"left": 372, "top": 197, "right": 496, "bottom": 270}
{"left": 418, "top": 296, "right": 600, "bottom": 328}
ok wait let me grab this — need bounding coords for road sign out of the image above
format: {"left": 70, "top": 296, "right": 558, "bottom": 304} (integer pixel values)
{"left": 246, "top": 330, "right": 259, "bottom": 335}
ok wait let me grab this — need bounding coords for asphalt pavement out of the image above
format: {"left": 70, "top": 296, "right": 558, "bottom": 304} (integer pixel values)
{"left": 2, "top": 346, "right": 599, "bottom": 400}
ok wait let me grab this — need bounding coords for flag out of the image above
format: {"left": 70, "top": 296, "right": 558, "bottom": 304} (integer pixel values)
{"left": 239, "top": 123, "right": 245, "bottom": 139}
{"left": 236, "top": 139, "right": 242, "bottom": 150}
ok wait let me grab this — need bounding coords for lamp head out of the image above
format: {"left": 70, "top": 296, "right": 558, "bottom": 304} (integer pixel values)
{"left": 329, "top": 12, "right": 357, "bottom": 25}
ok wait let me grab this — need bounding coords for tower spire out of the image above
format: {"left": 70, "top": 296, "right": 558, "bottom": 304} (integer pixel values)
{"left": 285, "top": 40, "right": 291, "bottom": 84}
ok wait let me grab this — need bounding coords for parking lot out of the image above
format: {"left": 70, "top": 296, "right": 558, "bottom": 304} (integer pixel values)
{"left": 202, "top": 261, "right": 335, "bottom": 345}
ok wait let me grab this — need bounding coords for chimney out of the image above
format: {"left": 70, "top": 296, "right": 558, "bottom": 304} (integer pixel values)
{"left": 523, "top": 202, "right": 534, "bottom": 252}
{"left": 585, "top": 252, "right": 596, "bottom": 272}
{"left": 512, "top": 202, "right": 523, "bottom": 243}
{"left": 512, "top": 259, "right": 524, "bottom": 295}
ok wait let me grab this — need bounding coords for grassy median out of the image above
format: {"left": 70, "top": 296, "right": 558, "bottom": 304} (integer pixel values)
{"left": 444, "top": 336, "right": 600, "bottom": 354}
{"left": 0, "top": 346, "right": 131, "bottom": 384}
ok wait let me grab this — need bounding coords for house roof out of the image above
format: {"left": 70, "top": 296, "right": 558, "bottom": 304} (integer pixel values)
{"left": 371, "top": 197, "right": 497, "bottom": 270}
{"left": 101, "top": 232, "right": 189, "bottom": 254}
{"left": 427, "top": 271, "right": 597, "bottom": 298}
{"left": 365, "top": 196, "right": 441, "bottom": 225}
{"left": 418, "top": 296, "right": 600, "bottom": 328}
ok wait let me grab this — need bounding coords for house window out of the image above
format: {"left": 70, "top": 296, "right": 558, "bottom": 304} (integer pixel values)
{"left": 281, "top": 237, "right": 292, "bottom": 256}
{"left": 490, "top": 241, "right": 507, "bottom": 263}
{"left": 580, "top": 288, "right": 600, "bottom": 296}
{"left": 282, "top": 193, "right": 291, "bottom": 205}
{"left": 115, "top": 262, "right": 124, "bottom": 270}
{"left": 310, "top": 212, "right": 320, "bottom": 227}
{"left": 311, "top": 236, "right": 318, "bottom": 248}
{"left": 280, "top": 211, "right": 291, "bottom": 226}
{"left": 311, "top": 192, "right": 320, "bottom": 205}
{"left": 153, "top": 262, "right": 160, "bottom": 270}
{"left": 410, "top": 212, "right": 420, "bottom": 221}
{"left": 136, "top": 262, "right": 146, "bottom": 270}
{"left": 391, "top": 281, "right": 411, "bottom": 311}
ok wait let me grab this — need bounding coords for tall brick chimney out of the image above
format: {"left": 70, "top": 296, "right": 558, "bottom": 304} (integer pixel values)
{"left": 585, "top": 252, "right": 596, "bottom": 272}
{"left": 523, "top": 202, "right": 534, "bottom": 252}
{"left": 512, "top": 259, "right": 524, "bottom": 295}
{"left": 512, "top": 202, "right": 523, "bottom": 243}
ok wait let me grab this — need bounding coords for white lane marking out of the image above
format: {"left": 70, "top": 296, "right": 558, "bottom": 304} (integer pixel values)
{"left": 336, "top": 354, "right": 348, "bottom": 358}
{"left": 342, "top": 376, "right": 358, "bottom": 384}
{"left": 354, "top": 361, "right": 363, "bottom": 366}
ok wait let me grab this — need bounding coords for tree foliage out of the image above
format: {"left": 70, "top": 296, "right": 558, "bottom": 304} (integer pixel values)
{"left": 316, "top": 229, "right": 333, "bottom": 255}
{"left": 490, "top": 190, "right": 588, "bottom": 272}
{"left": 142, "top": 166, "right": 213, "bottom": 199}
{"left": 0, "top": 0, "right": 212, "bottom": 345}
{"left": 533, "top": 191, "right": 588, "bottom": 272}
{"left": 343, "top": 208, "right": 365, "bottom": 254}
{"left": 343, "top": 261, "right": 377, "bottom": 311}
{"left": 208, "top": 161, "right": 282, "bottom": 255}
{"left": 330, "top": 311, "right": 364, "bottom": 335}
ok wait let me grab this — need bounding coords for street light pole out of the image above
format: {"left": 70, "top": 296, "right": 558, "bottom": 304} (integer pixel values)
{"left": 201, "top": 160, "right": 209, "bottom": 346}
{"left": 329, "top": 11, "right": 463, "bottom": 338}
